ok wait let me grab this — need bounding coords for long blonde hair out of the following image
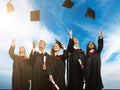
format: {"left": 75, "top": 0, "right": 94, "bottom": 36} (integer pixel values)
{"left": 19, "top": 46, "right": 28, "bottom": 59}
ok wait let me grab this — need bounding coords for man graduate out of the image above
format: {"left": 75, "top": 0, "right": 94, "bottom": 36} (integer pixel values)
{"left": 30, "top": 40, "right": 51, "bottom": 90}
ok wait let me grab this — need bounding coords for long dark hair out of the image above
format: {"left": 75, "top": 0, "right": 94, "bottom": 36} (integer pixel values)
{"left": 50, "top": 43, "right": 60, "bottom": 56}
{"left": 50, "top": 45, "right": 55, "bottom": 56}
{"left": 86, "top": 41, "right": 96, "bottom": 55}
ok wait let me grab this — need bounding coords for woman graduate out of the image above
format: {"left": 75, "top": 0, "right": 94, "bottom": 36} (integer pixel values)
{"left": 67, "top": 29, "right": 85, "bottom": 90}
{"left": 29, "top": 40, "right": 52, "bottom": 90}
{"left": 85, "top": 31, "right": 104, "bottom": 90}
{"left": 48, "top": 40, "right": 67, "bottom": 90}
{"left": 9, "top": 39, "right": 31, "bottom": 90}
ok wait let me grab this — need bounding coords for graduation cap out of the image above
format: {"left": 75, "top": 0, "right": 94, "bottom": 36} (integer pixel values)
{"left": 6, "top": 1, "right": 15, "bottom": 13}
{"left": 62, "top": 0, "right": 75, "bottom": 8}
{"left": 55, "top": 39, "right": 63, "bottom": 49}
{"left": 85, "top": 7, "right": 95, "bottom": 20}
{"left": 30, "top": 10, "right": 40, "bottom": 21}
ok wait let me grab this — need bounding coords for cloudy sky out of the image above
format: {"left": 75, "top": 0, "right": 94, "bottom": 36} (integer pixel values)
{"left": 0, "top": 0, "right": 120, "bottom": 89}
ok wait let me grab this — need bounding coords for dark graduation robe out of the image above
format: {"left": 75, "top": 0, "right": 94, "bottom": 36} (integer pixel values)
{"left": 67, "top": 38, "right": 85, "bottom": 90}
{"left": 85, "top": 36, "right": 104, "bottom": 90}
{"left": 48, "top": 54, "right": 67, "bottom": 90}
{"left": 9, "top": 46, "right": 30, "bottom": 90}
{"left": 30, "top": 51, "right": 52, "bottom": 90}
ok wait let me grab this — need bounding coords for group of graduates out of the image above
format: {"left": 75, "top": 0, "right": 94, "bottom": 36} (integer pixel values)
{"left": 9, "top": 30, "right": 104, "bottom": 90}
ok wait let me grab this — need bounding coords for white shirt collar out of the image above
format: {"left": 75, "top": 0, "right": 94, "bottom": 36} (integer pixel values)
{"left": 73, "top": 45, "right": 80, "bottom": 49}
{"left": 89, "top": 49, "right": 95, "bottom": 52}
{"left": 54, "top": 52, "right": 60, "bottom": 56}
{"left": 38, "top": 50, "right": 45, "bottom": 54}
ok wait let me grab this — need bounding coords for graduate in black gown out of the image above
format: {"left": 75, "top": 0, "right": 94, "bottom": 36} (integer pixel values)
{"left": 67, "top": 30, "right": 85, "bottom": 90}
{"left": 30, "top": 40, "right": 51, "bottom": 90}
{"left": 48, "top": 41, "right": 67, "bottom": 90}
{"left": 9, "top": 39, "right": 31, "bottom": 90}
{"left": 85, "top": 31, "right": 104, "bottom": 90}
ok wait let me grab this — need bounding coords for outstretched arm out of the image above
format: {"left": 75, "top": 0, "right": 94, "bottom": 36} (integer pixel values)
{"left": 29, "top": 41, "right": 37, "bottom": 57}
{"left": 97, "top": 31, "right": 103, "bottom": 54}
{"left": 9, "top": 39, "right": 16, "bottom": 60}
{"left": 67, "top": 29, "right": 74, "bottom": 52}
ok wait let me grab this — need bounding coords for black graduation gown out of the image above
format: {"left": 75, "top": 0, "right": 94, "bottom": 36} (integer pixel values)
{"left": 30, "top": 52, "right": 52, "bottom": 90}
{"left": 67, "top": 38, "right": 85, "bottom": 90}
{"left": 85, "top": 37, "right": 104, "bottom": 90}
{"left": 48, "top": 55, "right": 66, "bottom": 90}
{"left": 9, "top": 46, "right": 30, "bottom": 90}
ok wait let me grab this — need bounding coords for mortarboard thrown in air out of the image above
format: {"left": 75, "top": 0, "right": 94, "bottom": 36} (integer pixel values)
{"left": 85, "top": 7, "right": 95, "bottom": 20}
{"left": 62, "top": 0, "right": 75, "bottom": 8}
{"left": 55, "top": 39, "right": 63, "bottom": 49}
{"left": 30, "top": 10, "right": 40, "bottom": 21}
{"left": 6, "top": 1, "right": 14, "bottom": 13}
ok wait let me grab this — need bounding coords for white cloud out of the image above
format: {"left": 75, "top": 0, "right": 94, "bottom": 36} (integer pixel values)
{"left": 1, "top": 0, "right": 120, "bottom": 89}
{"left": 96, "top": 0, "right": 109, "bottom": 7}
{"left": 0, "top": 0, "right": 59, "bottom": 86}
{"left": 102, "top": 25, "right": 120, "bottom": 63}
{"left": 102, "top": 53, "right": 120, "bottom": 89}
{"left": 0, "top": 0, "right": 59, "bottom": 55}
{"left": 101, "top": 17, "right": 120, "bottom": 89}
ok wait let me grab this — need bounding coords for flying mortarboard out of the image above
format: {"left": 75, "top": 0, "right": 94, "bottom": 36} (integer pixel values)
{"left": 85, "top": 7, "right": 95, "bottom": 20}
{"left": 30, "top": 10, "right": 40, "bottom": 21}
{"left": 55, "top": 39, "right": 63, "bottom": 49}
{"left": 62, "top": 0, "right": 75, "bottom": 8}
{"left": 6, "top": 1, "right": 14, "bottom": 13}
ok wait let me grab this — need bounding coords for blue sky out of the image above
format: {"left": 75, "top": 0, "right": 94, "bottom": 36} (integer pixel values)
{"left": 0, "top": 0, "right": 120, "bottom": 89}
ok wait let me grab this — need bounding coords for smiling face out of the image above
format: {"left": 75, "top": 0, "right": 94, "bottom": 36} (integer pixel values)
{"left": 86, "top": 41, "right": 96, "bottom": 55}
{"left": 88, "top": 42, "right": 95, "bottom": 50}
{"left": 39, "top": 40, "right": 46, "bottom": 50}
{"left": 73, "top": 38, "right": 79, "bottom": 44}
{"left": 88, "top": 42, "right": 96, "bottom": 50}
{"left": 19, "top": 46, "right": 26, "bottom": 55}
{"left": 53, "top": 43, "right": 60, "bottom": 52}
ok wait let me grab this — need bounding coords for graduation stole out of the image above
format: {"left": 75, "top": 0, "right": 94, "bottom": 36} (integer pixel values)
{"left": 35, "top": 52, "right": 48, "bottom": 65}
{"left": 35, "top": 52, "right": 48, "bottom": 70}
{"left": 73, "top": 49, "right": 84, "bottom": 69}
{"left": 52, "top": 55, "right": 62, "bottom": 61}
{"left": 74, "top": 49, "right": 83, "bottom": 53}
{"left": 87, "top": 50, "right": 96, "bottom": 56}
{"left": 18, "top": 56, "right": 26, "bottom": 61}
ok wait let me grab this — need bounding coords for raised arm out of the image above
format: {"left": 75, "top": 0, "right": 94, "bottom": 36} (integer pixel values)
{"left": 97, "top": 31, "right": 103, "bottom": 54}
{"left": 67, "top": 29, "right": 74, "bottom": 52}
{"left": 9, "top": 39, "right": 16, "bottom": 60}
{"left": 60, "top": 43, "right": 68, "bottom": 61}
{"left": 29, "top": 41, "right": 37, "bottom": 58}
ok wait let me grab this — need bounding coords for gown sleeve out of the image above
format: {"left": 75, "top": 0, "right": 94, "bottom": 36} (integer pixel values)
{"left": 67, "top": 38, "right": 74, "bottom": 53}
{"left": 47, "top": 55, "right": 52, "bottom": 75}
{"left": 9, "top": 45, "right": 16, "bottom": 60}
{"left": 97, "top": 36, "right": 103, "bottom": 54}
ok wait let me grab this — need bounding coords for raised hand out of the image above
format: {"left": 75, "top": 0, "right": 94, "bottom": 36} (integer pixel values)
{"left": 12, "top": 38, "right": 16, "bottom": 46}
{"left": 49, "top": 75, "right": 53, "bottom": 82}
{"left": 67, "top": 28, "right": 72, "bottom": 39}
{"left": 32, "top": 41, "right": 37, "bottom": 48}
{"left": 61, "top": 43, "right": 65, "bottom": 49}
{"left": 99, "top": 31, "right": 103, "bottom": 36}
